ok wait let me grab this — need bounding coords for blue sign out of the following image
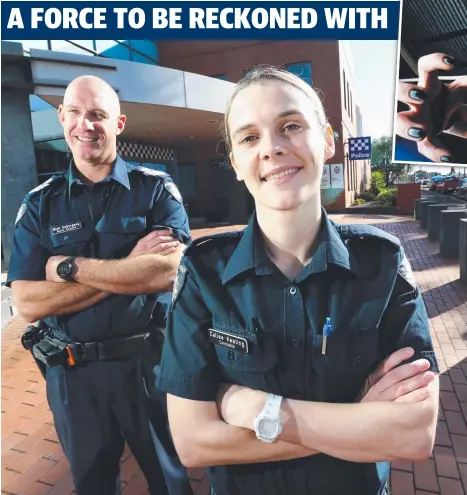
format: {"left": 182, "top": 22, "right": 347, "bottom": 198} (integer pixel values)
{"left": 2, "top": 2, "right": 400, "bottom": 40}
{"left": 349, "top": 136, "right": 371, "bottom": 160}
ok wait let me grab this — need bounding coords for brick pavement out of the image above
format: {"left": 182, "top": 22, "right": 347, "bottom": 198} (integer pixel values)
{"left": 2, "top": 214, "right": 467, "bottom": 495}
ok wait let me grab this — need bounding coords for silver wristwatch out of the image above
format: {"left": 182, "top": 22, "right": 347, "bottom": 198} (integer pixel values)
{"left": 254, "top": 393, "right": 283, "bottom": 443}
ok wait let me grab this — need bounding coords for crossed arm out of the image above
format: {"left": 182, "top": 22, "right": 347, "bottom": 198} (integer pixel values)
{"left": 168, "top": 348, "right": 439, "bottom": 468}
{"left": 12, "top": 230, "right": 183, "bottom": 323}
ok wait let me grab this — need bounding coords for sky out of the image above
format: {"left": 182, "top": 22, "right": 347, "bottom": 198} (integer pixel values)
{"left": 348, "top": 40, "right": 398, "bottom": 140}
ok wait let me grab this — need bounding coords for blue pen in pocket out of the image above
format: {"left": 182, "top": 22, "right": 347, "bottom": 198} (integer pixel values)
{"left": 322, "top": 317, "right": 332, "bottom": 355}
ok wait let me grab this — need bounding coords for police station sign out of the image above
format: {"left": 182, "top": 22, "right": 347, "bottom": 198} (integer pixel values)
{"left": 349, "top": 136, "right": 371, "bottom": 160}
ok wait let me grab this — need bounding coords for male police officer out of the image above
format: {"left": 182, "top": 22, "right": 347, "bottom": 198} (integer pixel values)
{"left": 8, "top": 75, "right": 193, "bottom": 495}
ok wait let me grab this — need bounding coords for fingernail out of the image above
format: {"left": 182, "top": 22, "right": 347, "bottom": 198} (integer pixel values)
{"left": 441, "top": 156, "right": 452, "bottom": 162}
{"left": 408, "top": 127, "right": 426, "bottom": 139}
{"left": 443, "top": 56, "right": 456, "bottom": 66}
{"left": 409, "top": 89, "right": 427, "bottom": 101}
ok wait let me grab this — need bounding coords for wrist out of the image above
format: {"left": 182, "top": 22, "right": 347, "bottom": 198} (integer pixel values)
{"left": 71, "top": 257, "right": 86, "bottom": 282}
{"left": 246, "top": 390, "right": 269, "bottom": 429}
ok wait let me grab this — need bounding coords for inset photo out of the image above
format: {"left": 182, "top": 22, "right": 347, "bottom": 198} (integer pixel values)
{"left": 392, "top": 0, "right": 467, "bottom": 165}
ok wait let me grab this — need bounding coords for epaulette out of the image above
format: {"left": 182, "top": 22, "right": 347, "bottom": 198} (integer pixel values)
{"left": 128, "top": 164, "right": 168, "bottom": 179}
{"left": 184, "top": 230, "right": 244, "bottom": 255}
{"left": 128, "top": 165, "right": 184, "bottom": 203}
{"left": 335, "top": 222, "right": 401, "bottom": 249}
{"left": 25, "top": 176, "right": 61, "bottom": 199}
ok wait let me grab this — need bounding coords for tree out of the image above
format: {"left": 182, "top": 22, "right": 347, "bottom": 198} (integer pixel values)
{"left": 370, "top": 136, "right": 412, "bottom": 186}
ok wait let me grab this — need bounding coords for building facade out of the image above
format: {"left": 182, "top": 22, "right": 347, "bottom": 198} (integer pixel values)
{"left": 157, "top": 40, "right": 372, "bottom": 211}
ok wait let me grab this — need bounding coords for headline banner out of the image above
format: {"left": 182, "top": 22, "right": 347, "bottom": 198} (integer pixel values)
{"left": 2, "top": 1, "right": 400, "bottom": 40}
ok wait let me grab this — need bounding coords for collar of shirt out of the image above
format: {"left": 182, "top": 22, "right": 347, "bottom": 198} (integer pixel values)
{"left": 66, "top": 155, "right": 131, "bottom": 195}
{"left": 221, "top": 207, "right": 361, "bottom": 285}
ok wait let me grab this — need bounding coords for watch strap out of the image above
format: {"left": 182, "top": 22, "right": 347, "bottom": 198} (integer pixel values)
{"left": 262, "top": 393, "right": 283, "bottom": 419}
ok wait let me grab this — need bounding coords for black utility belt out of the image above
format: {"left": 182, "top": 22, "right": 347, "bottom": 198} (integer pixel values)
{"left": 21, "top": 326, "right": 151, "bottom": 368}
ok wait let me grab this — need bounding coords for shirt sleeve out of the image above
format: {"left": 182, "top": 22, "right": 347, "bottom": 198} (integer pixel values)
{"left": 151, "top": 179, "right": 191, "bottom": 245}
{"left": 379, "top": 246, "right": 439, "bottom": 373}
{"left": 6, "top": 198, "right": 50, "bottom": 286}
{"left": 156, "top": 259, "right": 221, "bottom": 401}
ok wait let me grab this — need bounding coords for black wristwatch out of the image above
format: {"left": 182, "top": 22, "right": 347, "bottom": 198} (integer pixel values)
{"left": 56, "top": 256, "right": 76, "bottom": 281}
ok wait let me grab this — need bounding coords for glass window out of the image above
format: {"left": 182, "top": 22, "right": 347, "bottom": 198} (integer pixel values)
{"left": 50, "top": 40, "right": 92, "bottom": 56}
{"left": 129, "top": 40, "right": 158, "bottom": 65}
{"left": 178, "top": 163, "right": 196, "bottom": 201}
{"left": 286, "top": 62, "right": 312, "bottom": 86}
{"left": 98, "top": 41, "right": 131, "bottom": 61}
{"left": 35, "top": 147, "right": 69, "bottom": 176}
{"left": 29, "top": 95, "right": 55, "bottom": 112}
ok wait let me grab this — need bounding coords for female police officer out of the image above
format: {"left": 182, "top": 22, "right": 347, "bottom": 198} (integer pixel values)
{"left": 156, "top": 67, "right": 440, "bottom": 495}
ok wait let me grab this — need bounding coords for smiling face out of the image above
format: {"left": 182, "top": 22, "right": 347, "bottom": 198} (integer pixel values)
{"left": 58, "top": 76, "right": 126, "bottom": 165}
{"left": 228, "top": 80, "right": 335, "bottom": 212}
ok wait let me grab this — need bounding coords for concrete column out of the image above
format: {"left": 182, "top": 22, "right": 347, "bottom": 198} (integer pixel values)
{"left": 414, "top": 199, "right": 424, "bottom": 221}
{"left": 460, "top": 219, "right": 467, "bottom": 284}
{"left": 420, "top": 201, "right": 436, "bottom": 229}
{"left": 1, "top": 42, "right": 37, "bottom": 268}
{"left": 439, "top": 210, "right": 467, "bottom": 258}
{"left": 428, "top": 204, "right": 465, "bottom": 241}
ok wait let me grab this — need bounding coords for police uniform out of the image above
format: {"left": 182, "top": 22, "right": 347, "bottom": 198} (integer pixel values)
{"left": 156, "top": 208, "right": 439, "bottom": 495}
{"left": 7, "top": 156, "right": 193, "bottom": 495}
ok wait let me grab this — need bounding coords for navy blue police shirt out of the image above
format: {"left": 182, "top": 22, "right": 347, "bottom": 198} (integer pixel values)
{"left": 7, "top": 156, "right": 191, "bottom": 342}
{"left": 156, "top": 208, "right": 438, "bottom": 495}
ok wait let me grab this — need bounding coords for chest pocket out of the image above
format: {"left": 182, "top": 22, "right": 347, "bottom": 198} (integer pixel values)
{"left": 95, "top": 215, "right": 147, "bottom": 258}
{"left": 211, "top": 323, "right": 279, "bottom": 392}
{"left": 42, "top": 225, "right": 93, "bottom": 256}
{"left": 312, "top": 327, "right": 381, "bottom": 403}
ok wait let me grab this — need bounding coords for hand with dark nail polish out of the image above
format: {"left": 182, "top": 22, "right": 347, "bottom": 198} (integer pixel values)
{"left": 396, "top": 52, "right": 467, "bottom": 164}
{"left": 407, "top": 128, "right": 426, "bottom": 139}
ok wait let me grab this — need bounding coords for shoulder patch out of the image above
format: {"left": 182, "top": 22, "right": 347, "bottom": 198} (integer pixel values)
{"left": 164, "top": 180, "right": 183, "bottom": 204}
{"left": 172, "top": 263, "right": 187, "bottom": 306}
{"left": 398, "top": 253, "right": 417, "bottom": 290}
{"left": 339, "top": 224, "right": 401, "bottom": 249}
{"left": 15, "top": 202, "right": 27, "bottom": 226}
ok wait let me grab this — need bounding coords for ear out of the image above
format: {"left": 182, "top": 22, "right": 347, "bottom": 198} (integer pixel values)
{"left": 324, "top": 124, "right": 335, "bottom": 161}
{"left": 230, "top": 152, "right": 244, "bottom": 182}
{"left": 58, "top": 104, "right": 65, "bottom": 127}
{"left": 116, "top": 114, "right": 127, "bottom": 136}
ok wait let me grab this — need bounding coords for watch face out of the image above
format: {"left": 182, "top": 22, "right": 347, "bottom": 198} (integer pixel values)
{"left": 259, "top": 418, "right": 277, "bottom": 436}
{"left": 57, "top": 261, "right": 72, "bottom": 279}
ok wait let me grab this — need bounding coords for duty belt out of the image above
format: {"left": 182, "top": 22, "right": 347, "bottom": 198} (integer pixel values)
{"left": 21, "top": 326, "right": 152, "bottom": 368}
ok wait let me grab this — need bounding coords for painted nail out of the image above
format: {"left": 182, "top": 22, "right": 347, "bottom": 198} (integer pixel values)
{"left": 409, "top": 89, "right": 427, "bottom": 101}
{"left": 408, "top": 127, "right": 426, "bottom": 139}
{"left": 443, "top": 56, "right": 456, "bottom": 66}
{"left": 441, "top": 156, "right": 452, "bottom": 162}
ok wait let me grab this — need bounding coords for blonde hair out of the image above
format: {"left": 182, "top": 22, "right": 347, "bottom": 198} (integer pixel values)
{"left": 223, "top": 66, "right": 328, "bottom": 152}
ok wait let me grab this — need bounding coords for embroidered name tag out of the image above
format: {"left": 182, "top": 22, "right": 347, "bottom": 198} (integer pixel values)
{"left": 52, "top": 222, "right": 83, "bottom": 235}
{"left": 208, "top": 329, "right": 250, "bottom": 354}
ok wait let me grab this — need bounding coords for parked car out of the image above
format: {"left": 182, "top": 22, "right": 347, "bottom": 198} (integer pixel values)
{"left": 421, "top": 179, "right": 431, "bottom": 187}
{"left": 429, "top": 175, "right": 446, "bottom": 191}
{"left": 457, "top": 178, "right": 467, "bottom": 198}
{"left": 435, "top": 176, "right": 459, "bottom": 194}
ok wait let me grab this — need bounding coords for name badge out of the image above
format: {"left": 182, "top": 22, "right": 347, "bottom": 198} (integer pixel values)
{"left": 208, "top": 329, "right": 250, "bottom": 354}
{"left": 52, "top": 222, "right": 83, "bottom": 235}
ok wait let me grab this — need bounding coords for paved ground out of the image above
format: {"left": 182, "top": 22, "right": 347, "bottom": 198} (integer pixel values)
{"left": 2, "top": 213, "right": 467, "bottom": 495}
